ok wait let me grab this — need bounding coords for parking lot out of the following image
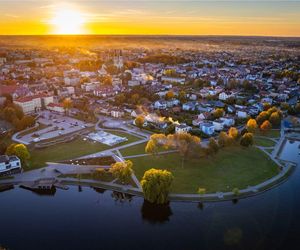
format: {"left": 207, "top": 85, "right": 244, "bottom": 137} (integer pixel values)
{"left": 16, "top": 111, "right": 94, "bottom": 144}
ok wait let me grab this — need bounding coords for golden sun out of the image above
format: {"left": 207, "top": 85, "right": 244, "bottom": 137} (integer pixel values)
{"left": 51, "top": 9, "right": 85, "bottom": 34}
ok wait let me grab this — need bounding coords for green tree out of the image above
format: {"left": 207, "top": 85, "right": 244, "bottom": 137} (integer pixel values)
{"left": 269, "top": 111, "right": 281, "bottom": 127}
{"left": 240, "top": 133, "right": 254, "bottom": 147}
{"left": 109, "top": 160, "right": 133, "bottom": 184}
{"left": 167, "top": 132, "right": 200, "bottom": 162}
{"left": 6, "top": 143, "right": 30, "bottom": 165}
{"left": 145, "top": 139, "right": 158, "bottom": 155}
{"left": 141, "top": 168, "right": 174, "bottom": 204}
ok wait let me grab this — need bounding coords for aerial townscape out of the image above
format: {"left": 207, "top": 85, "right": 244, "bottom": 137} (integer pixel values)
{"left": 0, "top": 35, "right": 299, "bottom": 249}
{"left": 0, "top": 1, "right": 300, "bottom": 249}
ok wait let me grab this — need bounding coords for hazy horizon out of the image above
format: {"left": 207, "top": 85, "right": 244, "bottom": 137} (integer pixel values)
{"left": 0, "top": 1, "right": 299, "bottom": 36}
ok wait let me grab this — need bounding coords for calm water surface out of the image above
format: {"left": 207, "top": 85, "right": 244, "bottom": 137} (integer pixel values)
{"left": 1, "top": 161, "right": 300, "bottom": 250}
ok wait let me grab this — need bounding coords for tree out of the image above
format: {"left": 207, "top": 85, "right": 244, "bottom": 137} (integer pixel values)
{"left": 218, "top": 132, "right": 231, "bottom": 147}
{"left": 165, "top": 91, "right": 175, "bottom": 100}
{"left": 240, "top": 133, "right": 253, "bottom": 147}
{"left": 208, "top": 138, "right": 219, "bottom": 154}
{"left": 5, "top": 143, "right": 17, "bottom": 155}
{"left": 263, "top": 102, "right": 271, "bottom": 111}
{"left": 6, "top": 143, "right": 30, "bottom": 164}
{"left": 115, "top": 93, "right": 126, "bottom": 105}
{"left": 63, "top": 98, "right": 73, "bottom": 115}
{"left": 280, "top": 102, "right": 289, "bottom": 111}
{"left": 130, "top": 93, "right": 140, "bottom": 105}
{"left": 246, "top": 119, "right": 258, "bottom": 133}
{"left": 135, "top": 115, "right": 145, "bottom": 130}
{"left": 269, "top": 111, "right": 281, "bottom": 127}
{"left": 228, "top": 127, "right": 239, "bottom": 140}
{"left": 145, "top": 139, "right": 158, "bottom": 155}
{"left": 260, "top": 120, "right": 272, "bottom": 134}
{"left": 295, "top": 103, "right": 300, "bottom": 114}
{"left": 3, "top": 107, "right": 16, "bottom": 122}
{"left": 213, "top": 108, "right": 224, "bottom": 119}
{"left": 256, "top": 111, "right": 269, "bottom": 125}
{"left": 109, "top": 160, "right": 133, "bottom": 184}
{"left": 178, "top": 90, "right": 187, "bottom": 103}
{"left": 167, "top": 133, "right": 200, "bottom": 161}
{"left": 141, "top": 168, "right": 174, "bottom": 204}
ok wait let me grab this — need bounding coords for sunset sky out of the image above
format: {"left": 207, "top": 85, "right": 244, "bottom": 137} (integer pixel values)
{"left": 0, "top": 1, "right": 299, "bottom": 36}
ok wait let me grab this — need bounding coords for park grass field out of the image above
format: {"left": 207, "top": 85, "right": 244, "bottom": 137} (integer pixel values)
{"left": 130, "top": 146, "right": 279, "bottom": 194}
{"left": 27, "top": 131, "right": 141, "bottom": 170}
{"left": 254, "top": 137, "right": 276, "bottom": 147}
{"left": 257, "top": 129, "right": 280, "bottom": 138}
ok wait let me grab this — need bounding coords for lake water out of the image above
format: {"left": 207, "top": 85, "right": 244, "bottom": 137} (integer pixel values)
{"left": 279, "top": 139, "right": 300, "bottom": 164}
{"left": 1, "top": 166, "right": 300, "bottom": 250}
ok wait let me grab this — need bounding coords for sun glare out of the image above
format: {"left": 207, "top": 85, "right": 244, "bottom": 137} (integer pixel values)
{"left": 51, "top": 9, "right": 85, "bottom": 34}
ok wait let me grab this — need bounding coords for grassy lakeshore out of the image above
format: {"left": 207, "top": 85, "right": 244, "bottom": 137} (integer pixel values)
{"left": 130, "top": 146, "right": 279, "bottom": 194}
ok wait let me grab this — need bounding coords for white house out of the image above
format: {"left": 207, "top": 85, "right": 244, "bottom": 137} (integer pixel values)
{"left": 182, "top": 102, "right": 196, "bottom": 111}
{"left": 219, "top": 92, "right": 232, "bottom": 101}
{"left": 46, "top": 103, "right": 64, "bottom": 113}
{"left": 111, "top": 110, "right": 124, "bottom": 118}
{"left": 213, "top": 120, "right": 225, "bottom": 131}
{"left": 0, "top": 155, "right": 21, "bottom": 175}
{"left": 81, "top": 82, "right": 98, "bottom": 92}
{"left": 154, "top": 100, "right": 167, "bottom": 109}
{"left": 200, "top": 122, "right": 215, "bottom": 135}
{"left": 236, "top": 110, "right": 248, "bottom": 118}
{"left": 220, "top": 117, "right": 235, "bottom": 127}
{"left": 175, "top": 124, "right": 192, "bottom": 134}
{"left": 64, "top": 77, "right": 80, "bottom": 86}
{"left": 161, "top": 76, "right": 185, "bottom": 84}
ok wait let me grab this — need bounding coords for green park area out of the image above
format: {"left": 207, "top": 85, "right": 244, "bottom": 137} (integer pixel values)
{"left": 127, "top": 146, "right": 279, "bottom": 194}
{"left": 27, "top": 131, "right": 141, "bottom": 170}
{"left": 257, "top": 129, "right": 280, "bottom": 138}
{"left": 254, "top": 137, "right": 276, "bottom": 147}
{"left": 120, "top": 141, "right": 169, "bottom": 156}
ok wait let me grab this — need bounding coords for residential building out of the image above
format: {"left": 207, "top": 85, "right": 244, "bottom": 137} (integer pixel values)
{"left": 200, "top": 122, "right": 215, "bottom": 135}
{"left": 175, "top": 124, "right": 192, "bottom": 134}
{"left": 0, "top": 155, "right": 21, "bottom": 175}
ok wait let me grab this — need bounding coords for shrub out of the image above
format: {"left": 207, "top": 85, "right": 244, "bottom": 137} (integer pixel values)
{"left": 197, "top": 188, "right": 206, "bottom": 195}
{"left": 232, "top": 188, "right": 240, "bottom": 196}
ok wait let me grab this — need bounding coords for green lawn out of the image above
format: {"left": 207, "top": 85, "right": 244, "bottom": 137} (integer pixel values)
{"left": 120, "top": 141, "right": 171, "bottom": 157}
{"left": 120, "top": 142, "right": 147, "bottom": 156}
{"left": 130, "top": 146, "right": 279, "bottom": 194}
{"left": 27, "top": 131, "right": 141, "bottom": 171}
{"left": 257, "top": 129, "right": 280, "bottom": 138}
{"left": 254, "top": 137, "right": 276, "bottom": 147}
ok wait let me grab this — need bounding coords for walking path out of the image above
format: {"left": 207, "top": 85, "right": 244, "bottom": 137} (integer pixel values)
{"left": 124, "top": 150, "right": 178, "bottom": 159}
{"left": 77, "top": 139, "right": 148, "bottom": 159}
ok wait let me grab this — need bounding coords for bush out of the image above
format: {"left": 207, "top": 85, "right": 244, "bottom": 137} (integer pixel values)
{"left": 197, "top": 188, "right": 206, "bottom": 195}
{"left": 232, "top": 188, "right": 240, "bottom": 196}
